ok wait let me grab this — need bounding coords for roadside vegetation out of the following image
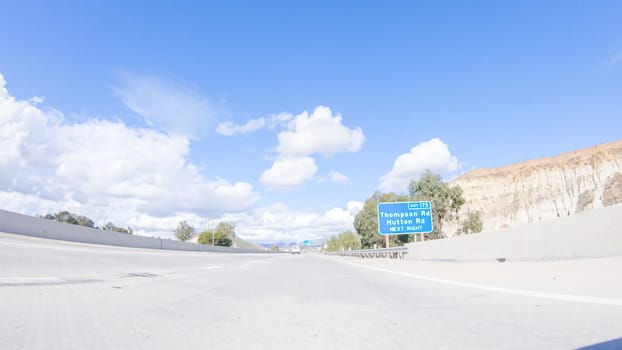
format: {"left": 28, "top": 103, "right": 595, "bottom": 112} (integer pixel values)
{"left": 408, "top": 170, "right": 465, "bottom": 238}
{"left": 329, "top": 170, "right": 476, "bottom": 249}
{"left": 460, "top": 211, "right": 483, "bottom": 234}
{"left": 197, "top": 222, "right": 235, "bottom": 247}
{"left": 326, "top": 231, "right": 362, "bottom": 252}
{"left": 42, "top": 211, "right": 133, "bottom": 234}
{"left": 40, "top": 211, "right": 242, "bottom": 245}
{"left": 173, "top": 220, "right": 195, "bottom": 241}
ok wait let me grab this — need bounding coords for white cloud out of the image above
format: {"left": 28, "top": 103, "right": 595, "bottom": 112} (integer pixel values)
{"left": 0, "top": 74, "right": 7, "bottom": 98}
{"left": 217, "top": 113, "right": 294, "bottom": 136}
{"left": 216, "top": 117, "right": 266, "bottom": 136}
{"left": 113, "top": 72, "right": 223, "bottom": 138}
{"left": 215, "top": 107, "right": 363, "bottom": 190}
{"left": 318, "top": 170, "right": 349, "bottom": 184}
{"left": 276, "top": 106, "right": 365, "bottom": 157}
{"left": 328, "top": 170, "right": 349, "bottom": 184}
{"left": 0, "top": 72, "right": 258, "bottom": 237}
{"left": 378, "top": 138, "right": 460, "bottom": 192}
{"left": 268, "top": 112, "right": 294, "bottom": 129}
{"left": 260, "top": 157, "right": 318, "bottom": 189}
{"left": 261, "top": 106, "right": 364, "bottom": 189}
{"left": 218, "top": 200, "right": 364, "bottom": 243}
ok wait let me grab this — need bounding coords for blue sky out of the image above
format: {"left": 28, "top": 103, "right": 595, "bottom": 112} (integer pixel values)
{"left": 1, "top": 1, "right": 621, "bottom": 242}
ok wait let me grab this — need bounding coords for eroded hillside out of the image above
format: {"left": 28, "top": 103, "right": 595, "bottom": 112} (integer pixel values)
{"left": 446, "top": 140, "right": 622, "bottom": 235}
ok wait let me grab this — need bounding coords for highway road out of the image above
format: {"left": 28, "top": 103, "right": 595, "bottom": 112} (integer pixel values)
{"left": 1, "top": 232, "right": 621, "bottom": 350}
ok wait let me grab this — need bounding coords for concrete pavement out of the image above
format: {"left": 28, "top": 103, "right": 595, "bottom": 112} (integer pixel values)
{"left": 328, "top": 255, "right": 622, "bottom": 301}
{"left": 2, "top": 232, "right": 621, "bottom": 349}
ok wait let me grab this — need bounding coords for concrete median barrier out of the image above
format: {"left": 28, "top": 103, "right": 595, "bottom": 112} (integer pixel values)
{"left": 0, "top": 209, "right": 162, "bottom": 249}
{"left": 0, "top": 209, "right": 272, "bottom": 253}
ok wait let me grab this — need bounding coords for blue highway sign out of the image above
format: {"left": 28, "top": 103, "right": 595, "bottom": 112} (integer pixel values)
{"left": 377, "top": 201, "right": 433, "bottom": 235}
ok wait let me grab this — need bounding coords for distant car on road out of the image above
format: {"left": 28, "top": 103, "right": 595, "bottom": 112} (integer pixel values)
{"left": 291, "top": 245, "right": 301, "bottom": 254}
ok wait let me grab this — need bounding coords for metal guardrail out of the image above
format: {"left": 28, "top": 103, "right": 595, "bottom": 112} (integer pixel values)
{"left": 327, "top": 246, "right": 408, "bottom": 259}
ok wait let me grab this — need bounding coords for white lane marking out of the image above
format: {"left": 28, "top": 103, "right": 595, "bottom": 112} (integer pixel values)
{"left": 336, "top": 259, "right": 622, "bottom": 306}
{"left": 202, "top": 265, "right": 224, "bottom": 270}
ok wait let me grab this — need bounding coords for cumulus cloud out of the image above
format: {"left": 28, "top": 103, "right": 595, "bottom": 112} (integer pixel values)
{"left": 261, "top": 106, "right": 364, "bottom": 189}
{"left": 216, "top": 117, "right": 266, "bottom": 136}
{"left": 328, "top": 170, "right": 349, "bottom": 184}
{"left": 318, "top": 170, "right": 349, "bottom": 184}
{"left": 218, "top": 200, "right": 364, "bottom": 243}
{"left": 0, "top": 72, "right": 258, "bottom": 237}
{"left": 378, "top": 138, "right": 460, "bottom": 192}
{"left": 260, "top": 157, "right": 318, "bottom": 189}
{"left": 276, "top": 106, "right": 365, "bottom": 157}
{"left": 113, "top": 72, "right": 224, "bottom": 138}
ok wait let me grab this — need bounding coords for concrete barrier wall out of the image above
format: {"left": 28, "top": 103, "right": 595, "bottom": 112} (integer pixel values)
{"left": 160, "top": 238, "right": 200, "bottom": 251}
{"left": 406, "top": 203, "right": 622, "bottom": 261}
{"left": 199, "top": 244, "right": 234, "bottom": 253}
{"left": 0, "top": 209, "right": 272, "bottom": 253}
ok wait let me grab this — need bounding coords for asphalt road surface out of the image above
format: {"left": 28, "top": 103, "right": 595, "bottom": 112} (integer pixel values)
{"left": 1, "top": 232, "right": 621, "bottom": 350}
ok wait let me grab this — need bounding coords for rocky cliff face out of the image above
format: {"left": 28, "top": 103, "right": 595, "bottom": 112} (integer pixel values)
{"left": 445, "top": 140, "right": 622, "bottom": 236}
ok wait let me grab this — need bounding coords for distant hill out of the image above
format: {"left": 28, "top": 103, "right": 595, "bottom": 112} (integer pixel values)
{"left": 446, "top": 140, "right": 622, "bottom": 236}
{"left": 259, "top": 241, "right": 297, "bottom": 249}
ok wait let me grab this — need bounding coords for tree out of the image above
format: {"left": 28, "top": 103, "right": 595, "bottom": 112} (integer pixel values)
{"left": 197, "top": 230, "right": 232, "bottom": 246}
{"left": 353, "top": 192, "right": 410, "bottom": 248}
{"left": 42, "top": 211, "right": 95, "bottom": 228}
{"left": 216, "top": 222, "right": 235, "bottom": 247}
{"left": 460, "top": 211, "right": 483, "bottom": 234}
{"left": 327, "top": 231, "right": 362, "bottom": 252}
{"left": 197, "top": 222, "right": 235, "bottom": 247}
{"left": 174, "top": 221, "right": 195, "bottom": 242}
{"left": 408, "top": 170, "right": 465, "bottom": 239}
{"left": 103, "top": 222, "right": 133, "bottom": 234}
